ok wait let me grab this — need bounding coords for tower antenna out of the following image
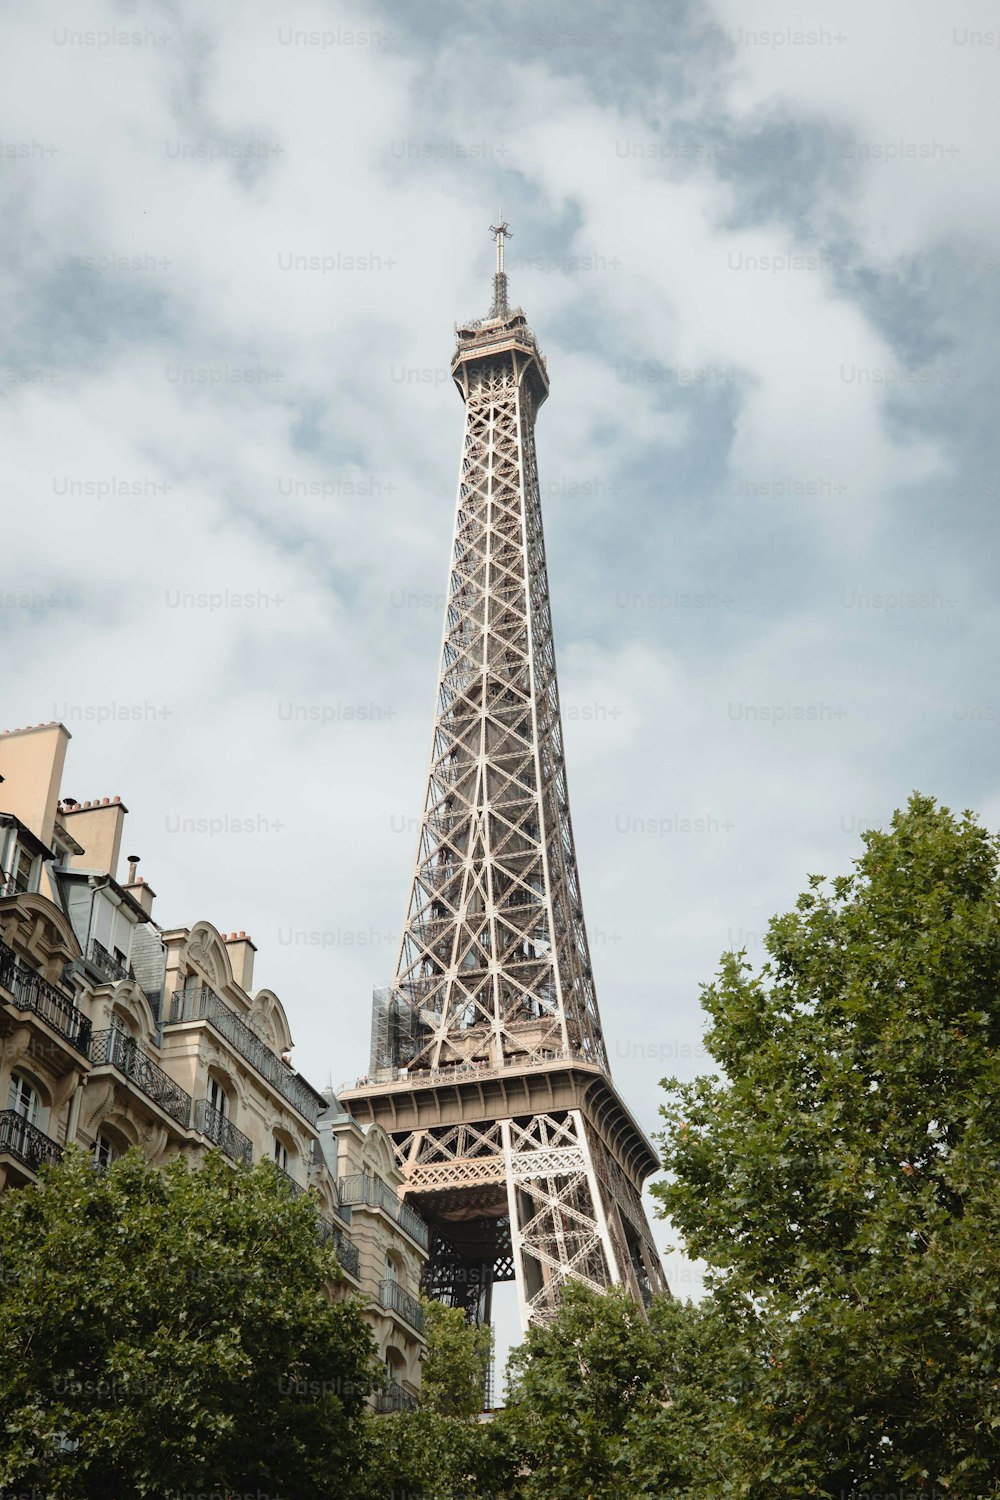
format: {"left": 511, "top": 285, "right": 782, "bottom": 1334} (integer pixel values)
{"left": 488, "top": 213, "right": 512, "bottom": 317}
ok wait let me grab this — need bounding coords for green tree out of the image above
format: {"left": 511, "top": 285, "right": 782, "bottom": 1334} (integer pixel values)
{"left": 495, "top": 1281, "right": 761, "bottom": 1500}
{"left": 656, "top": 795, "right": 1000, "bottom": 1496}
{"left": 500, "top": 1281, "right": 668, "bottom": 1498}
{"left": 362, "top": 1298, "right": 517, "bottom": 1500}
{"left": 420, "top": 1297, "right": 493, "bottom": 1418}
{"left": 0, "top": 1147, "right": 377, "bottom": 1499}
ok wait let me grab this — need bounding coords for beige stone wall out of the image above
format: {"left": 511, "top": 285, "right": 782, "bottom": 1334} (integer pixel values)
{"left": 0, "top": 723, "right": 70, "bottom": 856}
{"left": 327, "top": 1116, "right": 427, "bottom": 1394}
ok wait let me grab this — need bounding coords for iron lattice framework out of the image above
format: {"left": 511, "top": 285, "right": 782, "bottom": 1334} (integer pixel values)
{"left": 342, "top": 224, "right": 667, "bottom": 1331}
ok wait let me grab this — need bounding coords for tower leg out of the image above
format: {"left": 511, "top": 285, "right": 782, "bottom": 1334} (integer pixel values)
{"left": 501, "top": 1110, "right": 618, "bottom": 1326}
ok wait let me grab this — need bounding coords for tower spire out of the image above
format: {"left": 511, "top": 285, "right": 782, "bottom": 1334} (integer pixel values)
{"left": 488, "top": 213, "right": 511, "bottom": 319}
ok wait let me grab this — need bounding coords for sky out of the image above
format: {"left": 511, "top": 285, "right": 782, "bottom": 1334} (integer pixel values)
{"left": 3, "top": 0, "right": 1000, "bottom": 1360}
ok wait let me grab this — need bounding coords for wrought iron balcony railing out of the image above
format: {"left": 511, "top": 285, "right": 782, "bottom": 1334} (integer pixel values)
{"left": 375, "top": 1380, "right": 419, "bottom": 1414}
{"left": 193, "top": 1098, "right": 252, "bottom": 1166}
{"left": 378, "top": 1279, "right": 425, "bottom": 1335}
{"left": 337, "top": 1172, "right": 429, "bottom": 1250}
{"left": 168, "top": 986, "right": 322, "bottom": 1125}
{"left": 274, "top": 1163, "right": 305, "bottom": 1196}
{"left": 0, "top": 937, "right": 13, "bottom": 991}
{"left": 0, "top": 1110, "right": 62, "bottom": 1175}
{"left": 0, "top": 936, "right": 91, "bottom": 1056}
{"left": 88, "top": 938, "right": 130, "bottom": 983}
{"left": 89, "top": 1028, "right": 192, "bottom": 1128}
{"left": 263, "top": 1167, "right": 361, "bottom": 1275}
{"left": 318, "top": 1218, "right": 361, "bottom": 1280}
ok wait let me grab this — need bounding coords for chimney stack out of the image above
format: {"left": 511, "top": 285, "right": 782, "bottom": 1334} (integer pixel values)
{"left": 124, "top": 873, "right": 156, "bottom": 917}
{"left": 0, "top": 723, "right": 71, "bottom": 848}
{"left": 60, "top": 795, "right": 128, "bottom": 879}
{"left": 224, "top": 931, "right": 256, "bottom": 992}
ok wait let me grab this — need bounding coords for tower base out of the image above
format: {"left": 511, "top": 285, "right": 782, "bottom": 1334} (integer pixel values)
{"left": 340, "top": 1058, "right": 668, "bottom": 1328}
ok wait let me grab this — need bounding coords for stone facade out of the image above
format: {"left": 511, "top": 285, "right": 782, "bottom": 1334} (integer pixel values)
{"left": 0, "top": 721, "right": 426, "bottom": 1409}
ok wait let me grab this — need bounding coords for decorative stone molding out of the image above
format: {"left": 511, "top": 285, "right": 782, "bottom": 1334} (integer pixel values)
{"left": 81, "top": 1080, "right": 118, "bottom": 1134}
{"left": 185, "top": 922, "right": 233, "bottom": 992}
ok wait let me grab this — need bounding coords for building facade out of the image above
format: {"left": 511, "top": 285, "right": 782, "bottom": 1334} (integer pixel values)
{"left": 0, "top": 720, "right": 425, "bottom": 1409}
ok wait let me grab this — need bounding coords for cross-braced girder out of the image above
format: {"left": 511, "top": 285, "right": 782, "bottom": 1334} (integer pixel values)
{"left": 393, "top": 1102, "right": 666, "bottom": 1326}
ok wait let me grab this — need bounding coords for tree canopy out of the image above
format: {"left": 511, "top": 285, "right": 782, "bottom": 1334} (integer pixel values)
{"left": 0, "top": 1148, "right": 377, "bottom": 1499}
{"left": 655, "top": 794, "right": 1000, "bottom": 1496}
{"left": 362, "top": 1297, "right": 518, "bottom": 1500}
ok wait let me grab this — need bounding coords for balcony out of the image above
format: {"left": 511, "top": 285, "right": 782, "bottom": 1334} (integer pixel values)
{"left": 0, "top": 1110, "right": 62, "bottom": 1176}
{"left": 318, "top": 1218, "right": 361, "bottom": 1280}
{"left": 379, "top": 1278, "right": 425, "bottom": 1335}
{"left": 337, "top": 1172, "right": 429, "bottom": 1251}
{"left": 168, "top": 987, "right": 322, "bottom": 1125}
{"left": 0, "top": 936, "right": 91, "bottom": 1057}
{"left": 274, "top": 1163, "right": 305, "bottom": 1196}
{"left": 357, "top": 1043, "right": 587, "bottom": 1093}
{"left": 375, "top": 1381, "right": 419, "bottom": 1414}
{"left": 193, "top": 1098, "right": 252, "bottom": 1166}
{"left": 88, "top": 938, "right": 130, "bottom": 983}
{"left": 89, "top": 1028, "right": 192, "bottom": 1129}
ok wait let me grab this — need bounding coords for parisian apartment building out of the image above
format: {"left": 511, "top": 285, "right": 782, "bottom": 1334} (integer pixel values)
{"left": 0, "top": 719, "right": 427, "bottom": 1411}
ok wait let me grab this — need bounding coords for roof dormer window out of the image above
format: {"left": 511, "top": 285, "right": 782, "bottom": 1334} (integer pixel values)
{"left": 11, "top": 845, "right": 35, "bottom": 894}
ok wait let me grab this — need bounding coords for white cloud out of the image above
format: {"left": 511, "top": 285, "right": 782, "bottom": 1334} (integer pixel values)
{"left": 706, "top": 0, "right": 1000, "bottom": 258}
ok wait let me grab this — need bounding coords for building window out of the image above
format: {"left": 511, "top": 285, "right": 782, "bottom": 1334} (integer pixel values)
{"left": 111, "top": 1008, "right": 137, "bottom": 1038}
{"left": 7, "top": 1072, "right": 40, "bottom": 1126}
{"left": 94, "top": 1132, "right": 118, "bottom": 1169}
{"left": 12, "top": 846, "right": 34, "bottom": 894}
{"left": 273, "top": 1137, "right": 289, "bottom": 1172}
{"left": 207, "top": 1074, "right": 228, "bottom": 1119}
{"left": 385, "top": 1251, "right": 400, "bottom": 1284}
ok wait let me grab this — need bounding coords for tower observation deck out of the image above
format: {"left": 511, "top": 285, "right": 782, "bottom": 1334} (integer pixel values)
{"left": 340, "top": 223, "right": 668, "bottom": 1330}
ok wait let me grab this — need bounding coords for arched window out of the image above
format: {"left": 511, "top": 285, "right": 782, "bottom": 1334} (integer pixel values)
{"left": 94, "top": 1131, "right": 119, "bottom": 1169}
{"left": 7, "top": 1072, "right": 40, "bottom": 1126}
{"left": 111, "top": 1005, "right": 138, "bottom": 1038}
{"left": 384, "top": 1250, "right": 401, "bottom": 1284}
{"left": 273, "top": 1137, "right": 289, "bottom": 1172}
{"left": 207, "top": 1072, "right": 229, "bottom": 1120}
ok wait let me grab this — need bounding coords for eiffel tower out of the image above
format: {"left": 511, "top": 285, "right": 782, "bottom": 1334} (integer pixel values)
{"left": 341, "top": 222, "right": 667, "bottom": 1330}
